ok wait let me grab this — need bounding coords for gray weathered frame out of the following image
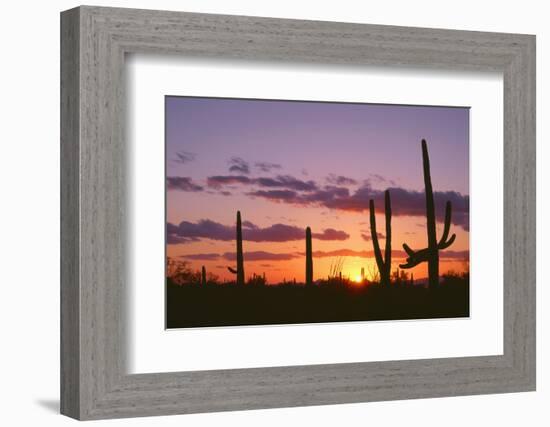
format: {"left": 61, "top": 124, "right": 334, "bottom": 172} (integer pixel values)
{"left": 60, "top": 5, "right": 536, "bottom": 420}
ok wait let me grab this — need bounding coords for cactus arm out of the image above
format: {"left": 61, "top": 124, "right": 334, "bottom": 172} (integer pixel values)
{"left": 400, "top": 247, "right": 431, "bottom": 268}
{"left": 438, "top": 233, "right": 456, "bottom": 249}
{"left": 403, "top": 243, "right": 415, "bottom": 256}
{"left": 438, "top": 201, "right": 454, "bottom": 246}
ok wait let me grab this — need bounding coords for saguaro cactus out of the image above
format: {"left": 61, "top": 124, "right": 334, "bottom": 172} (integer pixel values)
{"left": 305, "top": 226, "right": 313, "bottom": 285}
{"left": 201, "top": 266, "right": 207, "bottom": 286}
{"left": 236, "top": 211, "right": 245, "bottom": 286}
{"left": 369, "top": 190, "right": 392, "bottom": 286}
{"left": 400, "top": 139, "right": 456, "bottom": 288}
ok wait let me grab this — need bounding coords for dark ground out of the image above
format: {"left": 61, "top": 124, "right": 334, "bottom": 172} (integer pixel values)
{"left": 166, "top": 278, "right": 469, "bottom": 329}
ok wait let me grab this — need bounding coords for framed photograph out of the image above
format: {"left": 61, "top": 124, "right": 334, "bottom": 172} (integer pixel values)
{"left": 61, "top": 6, "right": 536, "bottom": 420}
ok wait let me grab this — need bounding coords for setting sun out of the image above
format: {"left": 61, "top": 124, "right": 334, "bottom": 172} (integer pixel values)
{"left": 353, "top": 275, "right": 363, "bottom": 283}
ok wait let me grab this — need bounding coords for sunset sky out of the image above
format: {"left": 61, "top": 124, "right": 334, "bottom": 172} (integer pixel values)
{"left": 166, "top": 96, "right": 470, "bottom": 284}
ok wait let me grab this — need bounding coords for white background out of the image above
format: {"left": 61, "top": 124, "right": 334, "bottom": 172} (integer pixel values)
{"left": 128, "top": 57, "right": 503, "bottom": 373}
{"left": 0, "top": 0, "right": 546, "bottom": 426}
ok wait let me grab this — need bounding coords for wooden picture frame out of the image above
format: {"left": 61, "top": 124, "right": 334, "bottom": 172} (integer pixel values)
{"left": 60, "top": 5, "right": 536, "bottom": 420}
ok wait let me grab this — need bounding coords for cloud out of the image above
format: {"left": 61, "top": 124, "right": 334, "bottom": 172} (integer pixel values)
{"left": 208, "top": 174, "right": 317, "bottom": 192}
{"left": 179, "top": 253, "right": 220, "bottom": 260}
{"left": 246, "top": 185, "right": 349, "bottom": 205}
{"left": 360, "top": 232, "right": 384, "bottom": 242}
{"left": 228, "top": 157, "right": 250, "bottom": 174}
{"left": 248, "top": 183, "right": 469, "bottom": 230}
{"left": 255, "top": 175, "right": 318, "bottom": 192}
{"left": 326, "top": 174, "right": 358, "bottom": 186}
{"left": 166, "top": 234, "right": 197, "bottom": 244}
{"left": 309, "top": 248, "right": 398, "bottom": 258}
{"left": 313, "top": 228, "right": 349, "bottom": 241}
{"left": 166, "top": 219, "right": 349, "bottom": 244}
{"left": 247, "top": 189, "right": 298, "bottom": 202}
{"left": 167, "top": 176, "right": 203, "bottom": 192}
{"left": 207, "top": 175, "right": 252, "bottom": 188}
{"left": 223, "top": 251, "right": 300, "bottom": 261}
{"left": 166, "top": 223, "right": 200, "bottom": 244}
{"left": 255, "top": 162, "right": 282, "bottom": 173}
{"left": 173, "top": 151, "right": 196, "bottom": 164}
{"left": 368, "top": 173, "right": 397, "bottom": 186}
{"left": 242, "top": 220, "right": 259, "bottom": 229}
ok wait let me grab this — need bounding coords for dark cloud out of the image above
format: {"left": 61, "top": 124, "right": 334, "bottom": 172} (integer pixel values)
{"left": 368, "top": 173, "right": 397, "bottom": 186}
{"left": 255, "top": 162, "right": 282, "bottom": 173}
{"left": 228, "top": 157, "right": 250, "bottom": 174}
{"left": 179, "top": 253, "right": 220, "bottom": 260}
{"left": 223, "top": 251, "right": 299, "bottom": 261}
{"left": 248, "top": 183, "right": 469, "bottom": 230}
{"left": 360, "top": 232, "right": 385, "bottom": 242}
{"left": 166, "top": 223, "right": 199, "bottom": 244}
{"left": 166, "top": 234, "right": 197, "bottom": 244}
{"left": 207, "top": 175, "right": 252, "bottom": 188}
{"left": 242, "top": 220, "right": 259, "bottom": 229}
{"left": 166, "top": 219, "right": 349, "bottom": 244}
{"left": 313, "top": 228, "right": 349, "bottom": 241}
{"left": 247, "top": 189, "right": 298, "bottom": 202}
{"left": 168, "top": 220, "right": 233, "bottom": 243}
{"left": 255, "top": 175, "right": 318, "bottom": 192}
{"left": 173, "top": 151, "right": 196, "bottom": 164}
{"left": 207, "top": 174, "right": 318, "bottom": 192}
{"left": 309, "top": 249, "right": 402, "bottom": 258}
{"left": 326, "top": 174, "right": 358, "bottom": 186}
{"left": 166, "top": 176, "right": 203, "bottom": 192}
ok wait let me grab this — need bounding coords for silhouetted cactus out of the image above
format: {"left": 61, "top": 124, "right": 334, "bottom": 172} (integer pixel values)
{"left": 305, "top": 226, "right": 313, "bottom": 285}
{"left": 369, "top": 190, "right": 392, "bottom": 286}
{"left": 400, "top": 140, "right": 456, "bottom": 288}
{"left": 201, "top": 266, "right": 207, "bottom": 286}
{"left": 236, "top": 211, "right": 245, "bottom": 286}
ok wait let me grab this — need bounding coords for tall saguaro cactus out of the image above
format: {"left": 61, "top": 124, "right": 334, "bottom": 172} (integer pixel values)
{"left": 305, "top": 226, "right": 313, "bottom": 286}
{"left": 400, "top": 139, "right": 456, "bottom": 288}
{"left": 369, "top": 190, "right": 392, "bottom": 286}
{"left": 236, "top": 211, "right": 245, "bottom": 286}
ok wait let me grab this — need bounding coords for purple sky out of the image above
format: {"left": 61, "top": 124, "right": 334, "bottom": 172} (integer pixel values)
{"left": 166, "top": 96, "right": 469, "bottom": 283}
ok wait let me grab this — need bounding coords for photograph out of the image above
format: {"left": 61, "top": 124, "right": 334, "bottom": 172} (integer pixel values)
{"left": 165, "top": 96, "right": 470, "bottom": 329}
